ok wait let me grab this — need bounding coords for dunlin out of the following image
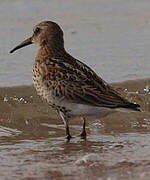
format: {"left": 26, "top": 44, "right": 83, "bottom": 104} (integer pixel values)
{"left": 10, "top": 21, "right": 140, "bottom": 140}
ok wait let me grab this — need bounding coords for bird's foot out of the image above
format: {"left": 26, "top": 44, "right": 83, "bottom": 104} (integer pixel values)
{"left": 66, "top": 133, "right": 72, "bottom": 141}
{"left": 80, "top": 130, "right": 87, "bottom": 139}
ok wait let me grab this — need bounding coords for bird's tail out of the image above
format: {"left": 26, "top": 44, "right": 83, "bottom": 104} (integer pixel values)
{"left": 117, "top": 102, "right": 141, "bottom": 112}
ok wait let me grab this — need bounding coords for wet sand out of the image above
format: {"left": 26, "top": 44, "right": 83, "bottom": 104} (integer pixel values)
{"left": 1, "top": 78, "right": 150, "bottom": 179}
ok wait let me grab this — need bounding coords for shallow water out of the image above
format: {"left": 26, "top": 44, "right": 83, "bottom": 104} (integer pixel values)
{"left": 1, "top": 0, "right": 150, "bottom": 179}
{"left": 0, "top": 79, "right": 150, "bottom": 179}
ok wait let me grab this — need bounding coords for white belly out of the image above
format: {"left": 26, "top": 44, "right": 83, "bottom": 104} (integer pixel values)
{"left": 63, "top": 103, "right": 114, "bottom": 116}
{"left": 46, "top": 94, "right": 115, "bottom": 116}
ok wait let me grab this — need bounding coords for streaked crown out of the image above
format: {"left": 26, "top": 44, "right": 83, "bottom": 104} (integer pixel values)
{"left": 32, "top": 21, "right": 64, "bottom": 47}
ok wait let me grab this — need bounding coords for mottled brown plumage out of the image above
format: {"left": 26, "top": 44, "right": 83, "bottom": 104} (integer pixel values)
{"left": 10, "top": 21, "right": 140, "bottom": 140}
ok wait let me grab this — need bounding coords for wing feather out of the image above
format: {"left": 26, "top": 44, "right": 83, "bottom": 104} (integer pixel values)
{"left": 37, "top": 57, "right": 139, "bottom": 109}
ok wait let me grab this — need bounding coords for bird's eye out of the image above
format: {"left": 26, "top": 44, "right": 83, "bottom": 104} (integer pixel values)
{"left": 34, "top": 27, "right": 41, "bottom": 34}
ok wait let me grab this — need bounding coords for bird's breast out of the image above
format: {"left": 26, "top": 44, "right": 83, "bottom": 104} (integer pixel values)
{"left": 32, "top": 63, "right": 62, "bottom": 105}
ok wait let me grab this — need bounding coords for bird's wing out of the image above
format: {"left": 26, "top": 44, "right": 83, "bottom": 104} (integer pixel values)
{"left": 37, "top": 57, "right": 139, "bottom": 109}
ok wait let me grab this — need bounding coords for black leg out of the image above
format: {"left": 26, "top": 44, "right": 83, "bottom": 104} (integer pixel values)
{"left": 66, "top": 126, "right": 72, "bottom": 141}
{"left": 59, "top": 110, "right": 72, "bottom": 141}
{"left": 80, "top": 117, "right": 87, "bottom": 139}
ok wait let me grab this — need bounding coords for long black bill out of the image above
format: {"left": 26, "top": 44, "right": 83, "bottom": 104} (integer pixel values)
{"left": 10, "top": 37, "right": 33, "bottom": 53}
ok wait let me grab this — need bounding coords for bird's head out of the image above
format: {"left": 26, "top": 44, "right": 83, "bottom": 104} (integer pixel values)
{"left": 10, "top": 21, "right": 64, "bottom": 53}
